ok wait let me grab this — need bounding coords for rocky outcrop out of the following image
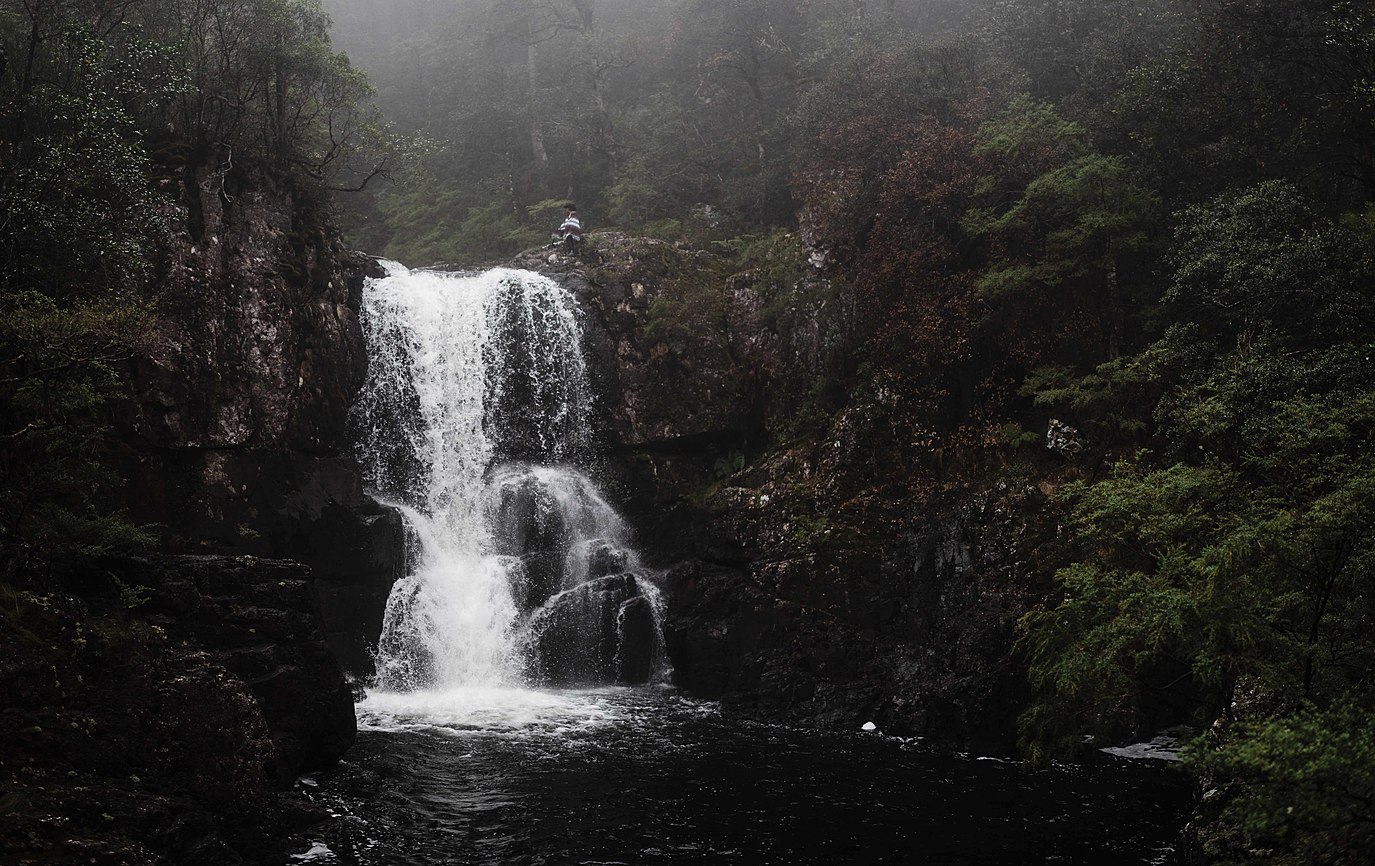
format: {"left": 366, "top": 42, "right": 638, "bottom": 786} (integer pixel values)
{"left": 0, "top": 548, "right": 321, "bottom": 865}
{"left": 132, "top": 169, "right": 363, "bottom": 460}
{"left": 525, "top": 234, "right": 1038, "bottom": 752}
{"left": 660, "top": 483, "right": 1035, "bottom": 751}
{"left": 123, "top": 167, "right": 377, "bottom": 541}
{"left": 118, "top": 166, "right": 403, "bottom": 680}
{"left": 127, "top": 554, "right": 358, "bottom": 782}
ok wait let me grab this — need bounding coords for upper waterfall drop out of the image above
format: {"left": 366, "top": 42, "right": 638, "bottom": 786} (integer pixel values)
{"left": 351, "top": 262, "right": 664, "bottom": 693}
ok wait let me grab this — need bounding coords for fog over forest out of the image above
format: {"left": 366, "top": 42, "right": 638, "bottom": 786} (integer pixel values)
{"left": 316, "top": 0, "right": 1197, "bottom": 263}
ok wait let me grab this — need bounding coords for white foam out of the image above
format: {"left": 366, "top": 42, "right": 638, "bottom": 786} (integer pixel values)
{"left": 357, "top": 686, "right": 623, "bottom": 736}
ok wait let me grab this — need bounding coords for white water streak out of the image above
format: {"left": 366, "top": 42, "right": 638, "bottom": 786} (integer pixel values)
{"left": 354, "top": 262, "right": 662, "bottom": 696}
{"left": 356, "top": 264, "right": 590, "bottom": 688}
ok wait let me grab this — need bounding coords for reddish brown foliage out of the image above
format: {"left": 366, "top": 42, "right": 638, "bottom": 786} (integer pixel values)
{"left": 794, "top": 52, "right": 1002, "bottom": 460}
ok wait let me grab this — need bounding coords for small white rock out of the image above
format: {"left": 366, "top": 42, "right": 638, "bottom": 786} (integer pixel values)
{"left": 861, "top": 721, "right": 877, "bottom": 732}
{"left": 290, "top": 842, "right": 334, "bottom": 861}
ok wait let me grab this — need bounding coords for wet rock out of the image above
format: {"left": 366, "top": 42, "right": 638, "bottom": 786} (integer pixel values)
{"left": 512, "top": 550, "right": 563, "bottom": 611}
{"left": 295, "top": 498, "right": 406, "bottom": 679}
{"left": 529, "top": 574, "right": 656, "bottom": 686}
{"left": 1046, "top": 418, "right": 1085, "bottom": 459}
{"left": 586, "top": 539, "right": 630, "bottom": 579}
{"left": 522, "top": 233, "right": 750, "bottom": 451}
{"left": 0, "top": 559, "right": 286, "bottom": 864}
{"left": 490, "top": 475, "right": 572, "bottom": 556}
{"left": 126, "top": 168, "right": 366, "bottom": 458}
{"left": 615, "top": 595, "right": 656, "bottom": 684}
{"left": 126, "top": 554, "right": 357, "bottom": 783}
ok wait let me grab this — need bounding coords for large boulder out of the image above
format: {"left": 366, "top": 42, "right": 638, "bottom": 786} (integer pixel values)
{"left": 527, "top": 573, "right": 658, "bottom": 686}
{"left": 128, "top": 554, "right": 358, "bottom": 782}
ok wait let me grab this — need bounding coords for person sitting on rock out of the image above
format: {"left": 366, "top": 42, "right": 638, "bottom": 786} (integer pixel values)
{"left": 557, "top": 204, "right": 582, "bottom": 254}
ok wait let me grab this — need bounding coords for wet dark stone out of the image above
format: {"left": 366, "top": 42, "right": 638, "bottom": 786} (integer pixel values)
{"left": 491, "top": 478, "right": 570, "bottom": 556}
{"left": 300, "top": 498, "right": 407, "bottom": 679}
{"left": 125, "top": 554, "right": 357, "bottom": 783}
{"left": 531, "top": 574, "right": 655, "bottom": 686}
{"left": 615, "top": 595, "right": 655, "bottom": 684}
{"left": 585, "top": 540, "right": 630, "bottom": 579}
{"left": 513, "top": 550, "right": 563, "bottom": 611}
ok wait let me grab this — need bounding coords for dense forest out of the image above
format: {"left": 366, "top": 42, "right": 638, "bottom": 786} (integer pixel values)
{"left": 3, "top": 0, "right": 1374, "bottom": 862}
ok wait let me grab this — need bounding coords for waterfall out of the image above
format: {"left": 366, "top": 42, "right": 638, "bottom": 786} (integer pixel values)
{"left": 351, "top": 262, "right": 664, "bottom": 693}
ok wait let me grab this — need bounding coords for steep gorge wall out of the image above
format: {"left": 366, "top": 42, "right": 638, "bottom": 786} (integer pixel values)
{"left": 120, "top": 166, "right": 404, "bottom": 678}
{"left": 523, "top": 234, "right": 1041, "bottom": 752}
{"left": 2, "top": 164, "right": 397, "bottom": 864}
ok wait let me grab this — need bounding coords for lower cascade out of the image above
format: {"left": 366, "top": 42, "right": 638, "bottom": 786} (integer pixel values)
{"left": 351, "top": 262, "right": 665, "bottom": 692}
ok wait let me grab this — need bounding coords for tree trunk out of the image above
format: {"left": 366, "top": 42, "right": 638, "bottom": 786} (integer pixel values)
{"left": 526, "top": 33, "right": 548, "bottom": 175}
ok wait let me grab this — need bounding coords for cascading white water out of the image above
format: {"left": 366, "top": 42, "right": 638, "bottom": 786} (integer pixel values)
{"left": 351, "top": 262, "right": 664, "bottom": 695}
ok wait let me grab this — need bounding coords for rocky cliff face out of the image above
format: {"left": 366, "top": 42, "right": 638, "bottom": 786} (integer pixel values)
{"left": 521, "top": 234, "right": 1038, "bottom": 752}
{"left": 0, "top": 166, "right": 404, "bottom": 862}
{"left": 0, "top": 548, "right": 325, "bottom": 865}
{"left": 121, "top": 166, "right": 403, "bottom": 679}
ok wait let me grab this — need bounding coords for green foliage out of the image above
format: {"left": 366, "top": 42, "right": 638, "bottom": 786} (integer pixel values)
{"left": 641, "top": 219, "right": 686, "bottom": 242}
{"left": 964, "top": 96, "right": 1160, "bottom": 362}
{"left": 113, "top": 577, "right": 152, "bottom": 611}
{"left": 148, "top": 0, "right": 392, "bottom": 181}
{"left": 712, "top": 450, "right": 746, "bottom": 481}
{"left": 969, "top": 94, "right": 1088, "bottom": 169}
{"left": 1189, "top": 700, "right": 1375, "bottom": 865}
{"left": 996, "top": 421, "right": 1041, "bottom": 448}
{"left": 452, "top": 202, "right": 547, "bottom": 263}
{"left": 0, "top": 11, "right": 175, "bottom": 296}
{"left": 1019, "top": 460, "right": 1260, "bottom": 758}
{"left": 1110, "top": 0, "right": 1375, "bottom": 201}
{"left": 1167, "top": 181, "right": 1374, "bottom": 344}
{"left": 1020, "top": 185, "right": 1375, "bottom": 858}
{"left": 1020, "top": 357, "right": 1154, "bottom": 454}
{"left": 0, "top": 5, "right": 172, "bottom": 557}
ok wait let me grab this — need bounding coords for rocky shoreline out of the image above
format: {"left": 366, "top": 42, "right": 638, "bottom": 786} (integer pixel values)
{"left": 0, "top": 548, "right": 343, "bottom": 864}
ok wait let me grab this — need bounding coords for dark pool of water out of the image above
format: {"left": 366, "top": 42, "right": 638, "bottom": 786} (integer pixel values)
{"left": 285, "top": 687, "right": 1191, "bottom": 865}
